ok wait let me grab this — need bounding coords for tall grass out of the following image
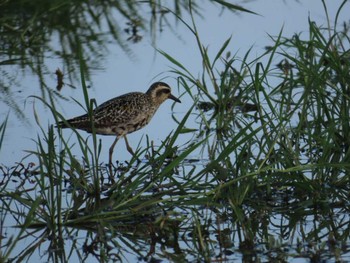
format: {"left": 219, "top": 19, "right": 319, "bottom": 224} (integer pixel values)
{"left": 1, "top": 1, "right": 350, "bottom": 262}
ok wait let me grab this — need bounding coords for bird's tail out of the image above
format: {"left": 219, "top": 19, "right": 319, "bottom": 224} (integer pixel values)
{"left": 56, "top": 121, "right": 68, "bottom": 129}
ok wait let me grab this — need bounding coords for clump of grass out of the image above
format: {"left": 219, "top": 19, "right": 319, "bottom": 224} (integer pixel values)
{"left": 159, "top": 1, "right": 350, "bottom": 260}
{"left": 1, "top": 1, "right": 350, "bottom": 262}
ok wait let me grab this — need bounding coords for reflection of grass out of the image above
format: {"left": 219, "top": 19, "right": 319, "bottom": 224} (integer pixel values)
{"left": 0, "top": 0, "right": 256, "bottom": 119}
{"left": 1, "top": 2, "right": 350, "bottom": 262}
{"left": 0, "top": 113, "right": 8, "bottom": 150}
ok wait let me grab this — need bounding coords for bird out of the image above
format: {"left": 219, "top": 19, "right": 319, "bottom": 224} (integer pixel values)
{"left": 57, "top": 82, "right": 181, "bottom": 172}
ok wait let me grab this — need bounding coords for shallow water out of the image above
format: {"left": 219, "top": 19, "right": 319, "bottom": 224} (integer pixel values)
{"left": 2, "top": 1, "right": 350, "bottom": 262}
{"left": 1, "top": 159, "right": 350, "bottom": 262}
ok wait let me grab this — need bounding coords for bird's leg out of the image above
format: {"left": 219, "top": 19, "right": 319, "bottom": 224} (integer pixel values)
{"left": 124, "top": 136, "right": 142, "bottom": 164}
{"left": 124, "top": 136, "right": 134, "bottom": 155}
{"left": 109, "top": 136, "right": 119, "bottom": 179}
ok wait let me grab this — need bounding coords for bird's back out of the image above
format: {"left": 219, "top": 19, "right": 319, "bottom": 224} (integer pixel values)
{"left": 59, "top": 92, "right": 157, "bottom": 136}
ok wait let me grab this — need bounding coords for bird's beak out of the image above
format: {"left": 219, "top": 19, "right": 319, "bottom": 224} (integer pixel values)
{"left": 169, "top": 94, "right": 181, "bottom": 103}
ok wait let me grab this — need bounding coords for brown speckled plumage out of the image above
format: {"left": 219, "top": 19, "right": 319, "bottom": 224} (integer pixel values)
{"left": 58, "top": 82, "right": 180, "bottom": 136}
{"left": 58, "top": 82, "right": 181, "bottom": 172}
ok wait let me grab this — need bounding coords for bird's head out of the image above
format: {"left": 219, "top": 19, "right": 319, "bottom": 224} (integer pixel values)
{"left": 146, "top": 82, "right": 181, "bottom": 105}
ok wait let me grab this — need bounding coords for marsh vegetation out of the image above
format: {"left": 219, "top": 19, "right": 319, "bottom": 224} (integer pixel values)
{"left": 1, "top": 0, "right": 350, "bottom": 262}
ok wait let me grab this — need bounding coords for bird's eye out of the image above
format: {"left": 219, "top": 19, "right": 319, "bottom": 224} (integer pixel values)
{"left": 156, "top": 88, "right": 170, "bottom": 97}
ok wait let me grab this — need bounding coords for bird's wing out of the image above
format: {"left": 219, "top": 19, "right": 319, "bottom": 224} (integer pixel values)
{"left": 92, "top": 92, "right": 146, "bottom": 124}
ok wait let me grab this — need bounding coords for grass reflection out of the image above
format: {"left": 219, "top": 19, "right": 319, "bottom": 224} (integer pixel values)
{"left": 0, "top": 0, "right": 255, "bottom": 118}
{"left": 1, "top": 1, "right": 350, "bottom": 262}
